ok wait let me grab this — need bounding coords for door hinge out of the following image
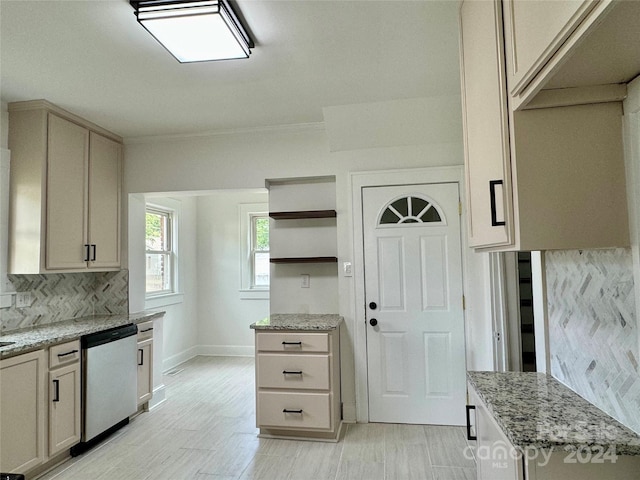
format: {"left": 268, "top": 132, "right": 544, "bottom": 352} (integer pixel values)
{"left": 458, "top": 202, "right": 462, "bottom": 216}
{"left": 462, "top": 295, "right": 466, "bottom": 310}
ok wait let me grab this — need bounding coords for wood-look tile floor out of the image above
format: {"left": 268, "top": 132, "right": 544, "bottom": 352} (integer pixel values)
{"left": 38, "top": 356, "right": 476, "bottom": 480}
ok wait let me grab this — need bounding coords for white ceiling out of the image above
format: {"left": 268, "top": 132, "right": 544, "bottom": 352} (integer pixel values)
{"left": 1, "top": 0, "right": 462, "bottom": 139}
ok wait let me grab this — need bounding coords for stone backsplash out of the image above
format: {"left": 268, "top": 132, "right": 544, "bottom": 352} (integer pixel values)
{"left": 0, "top": 270, "right": 128, "bottom": 332}
{"left": 547, "top": 248, "right": 639, "bottom": 434}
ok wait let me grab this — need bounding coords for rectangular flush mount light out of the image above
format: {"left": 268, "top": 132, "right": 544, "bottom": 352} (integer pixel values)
{"left": 130, "top": 0, "right": 253, "bottom": 62}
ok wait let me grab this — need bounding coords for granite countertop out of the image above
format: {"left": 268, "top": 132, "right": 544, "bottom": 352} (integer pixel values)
{"left": 250, "top": 314, "right": 343, "bottom": 331}
{"left": 0, "top": 310, "right": 165, "bottom": 358}
{"left": 468, "top": 371, "right": 640, "bottom": 456}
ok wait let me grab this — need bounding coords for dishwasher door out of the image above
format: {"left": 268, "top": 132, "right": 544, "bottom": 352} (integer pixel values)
{"left": 84, "top": 330, "right": 137, "bottom": 442}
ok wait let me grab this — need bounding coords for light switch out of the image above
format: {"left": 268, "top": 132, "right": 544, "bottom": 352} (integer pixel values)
{"left": 301, "top": 274, "right": 310, "bottom": 288}
{"left": 343, "top": 262, "right": 352, "bottom": 277}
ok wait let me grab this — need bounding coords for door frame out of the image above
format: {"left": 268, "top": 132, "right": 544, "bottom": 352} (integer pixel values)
{"left": 351, "top": 166, "right": 471, "bottom": 422}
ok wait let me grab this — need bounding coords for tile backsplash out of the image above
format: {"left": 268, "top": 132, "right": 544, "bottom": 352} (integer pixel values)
{"left": 547, "top": 248, "right": 640, "bottom": 434}
{"left": 0, "top": 270, "right": 128, "bottom": 332}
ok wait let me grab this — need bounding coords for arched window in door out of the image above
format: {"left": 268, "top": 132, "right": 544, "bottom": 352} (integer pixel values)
{"left": 378, "top": 195, "right": 445, "bottom": 225}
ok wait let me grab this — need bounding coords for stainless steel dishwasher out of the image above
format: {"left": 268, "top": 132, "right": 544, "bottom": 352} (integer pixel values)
{"left": 71, "top": 324, "right": 138, "bottom": 456}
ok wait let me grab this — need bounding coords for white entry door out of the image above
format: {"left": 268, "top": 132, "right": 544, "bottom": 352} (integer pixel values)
{"left": 363, "top": 183, "right": 466, "bottom": 425}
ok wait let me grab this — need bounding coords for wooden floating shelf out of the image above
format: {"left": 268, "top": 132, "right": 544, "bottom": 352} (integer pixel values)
{"left": 270, "top": 257, "right": 338, "bottom": 264}
{"left": 269, "top": 210, "right": 337, "bottom": 220}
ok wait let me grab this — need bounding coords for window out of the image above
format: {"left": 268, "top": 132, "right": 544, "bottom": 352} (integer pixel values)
{"left": 379, "top": 195, "right": 444, "bottom": 225}
{"left": 251, "top": 214, "right": 270, "bottom": 288}
{"left": 145, "top": 207, "right": 174, "bottom": 295}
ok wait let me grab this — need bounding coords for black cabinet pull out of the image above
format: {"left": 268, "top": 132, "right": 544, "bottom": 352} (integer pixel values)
{"left": 282, "top": 370, "right": 303, "bottom": 375}
{"left": 91, "top": 244, "right": 97, "bottom": 261}
{"left": 138, "top": 348, "right": 144, "bottom": 366}
{"left": 282, "top": 341, "right": 302, "bottom": 346}
{"left": 140, "top": 327, "right": 154, "bottom": 333}
{"left": 466, "top": 405, "right": 477, "bottom": 441}
{"left": 53, "top": 379, "right": 60, "bottom": 402}
{"left": 282, "top": 409, "right": 303, "bottom": 414}
{"left": 57, "top": 349, "right": 79, "bottom": 357}
{"left": 84, "top": 244, "right": 90, "bottom": 262}
{"left": 489, "top": 180, "right": 506, "bottom": 227}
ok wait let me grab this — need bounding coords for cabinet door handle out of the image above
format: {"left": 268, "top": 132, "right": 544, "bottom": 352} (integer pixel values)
{"left": 138, "top": 348, "right": 144, "bottom": 366}
{"left": 282, "top": 409, "right": 303, "bottom": 414}
{"left": 489, "top": 180, "right": 506, "bottom": 227}
{"left": 57, "top": 349, "right": 79, "bottom": 358}
{"left": 466, "top": 405, "right": 477, "bottom": 441}
{"left": 53, "top": 379, "right": 60, "bottom": 402}
{"left": 90, "top": 244, "right": 97, "bottom": 261}
{"left": 84, "top": 244, "right": 90, "bottom": 262}
{"left": 282, "top": 370, "right": 303, "bottom": 375}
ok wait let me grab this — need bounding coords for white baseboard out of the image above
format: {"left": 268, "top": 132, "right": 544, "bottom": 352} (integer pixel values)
{"left": 162, "top": 346, "right": 199, "bottom": 373}
{"left": 148, "top": 384, "right": 167, "bottom": 410}
{"left": 197, "top": 344, "right": 254, "bottom": 357}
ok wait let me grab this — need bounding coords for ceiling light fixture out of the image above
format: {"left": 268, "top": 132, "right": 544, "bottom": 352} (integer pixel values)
{"left": 130, "top": 0, "right": 253, "bottom": 63}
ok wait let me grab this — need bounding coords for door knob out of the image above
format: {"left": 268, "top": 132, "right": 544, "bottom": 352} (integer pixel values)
{"left": 369, "top": 318, "right": 378, "bottom": 327}
{"left": 369, "top": 302, "right": 377, "bottom": 310}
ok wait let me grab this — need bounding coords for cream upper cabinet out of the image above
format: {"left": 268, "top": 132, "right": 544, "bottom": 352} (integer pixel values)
{"left": 502, "top": 0, "right": 618, "bottom": 109}
{"left": 0, "top": 350, "right": 47, "bottom": 474}
{"left": 459, "top": 1, "right": 629, "bottom": 251}
{"left": 8, "top": 100, "right": 122, "bottom": 273}
{"left": 459, "top": 0, "right": 513, "bottom": 248}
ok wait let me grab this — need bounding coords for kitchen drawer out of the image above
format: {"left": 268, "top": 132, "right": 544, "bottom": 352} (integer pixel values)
{"left": 137, "top": 321, "right": 154, "bottom": 341}
{"left": 49, "top": 340, "right": 80, "bottom": 369}
{"left": 257, "top": 391, "right": 332, "bottom": 430}
{"left": 256, "top": 332, "right": 329, "bottom": 353}
{"left": 257, "top": 354, "right": 330, "bottom": 390}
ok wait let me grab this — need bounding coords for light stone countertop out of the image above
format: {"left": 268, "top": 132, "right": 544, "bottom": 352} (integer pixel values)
{"left": 250, "top": 314, "right": 343, "bottom": 331}
{"left": 468, "top": 371, "right": 640, "bottom": 456}
{"left": 0, "top": 310, "right": 165, "bottom": 359}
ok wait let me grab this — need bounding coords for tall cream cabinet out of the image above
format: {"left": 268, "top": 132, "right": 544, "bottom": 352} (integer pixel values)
{"left": 0, "top": 350, "right": 47, "bottom": 473}
{"left": 8, "top": 100, "right": 122, "bottom": 273}
{"left": 459, "top": 0, "right": 629, "bottom": 251}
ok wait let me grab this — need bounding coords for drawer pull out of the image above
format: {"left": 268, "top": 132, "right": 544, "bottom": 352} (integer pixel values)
{"left": 57, "top": 349, "right": 79, "bottom": 357}
{"left": 140, "top": 327, "right": 154, "bottom": 333}
{"left": 282, "top": 409, "right": 303, "bottom": 414}
{"left": 282, "top": 370, "right": 303, "bottom": 375}
{"left": 53, "top": 379, "right": 60, "bottom": 402}
{"left": 282, "top": 341, "right": 302, "bottom": 346}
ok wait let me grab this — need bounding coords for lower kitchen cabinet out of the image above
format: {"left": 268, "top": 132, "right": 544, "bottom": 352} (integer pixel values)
{"left": 468, "top": 381, "right": 640, "bottom": 480}
{"left": 48, "top": 340, "right": 81, "bottom": 457}
{"left": 254, "top": 327, "right": 342, "bottom": 441}
{"left": 0, "top": 349, "right": 47, "bottom": 473}
{"left": 137, "top": 321, "right": 154, "bottom": 406}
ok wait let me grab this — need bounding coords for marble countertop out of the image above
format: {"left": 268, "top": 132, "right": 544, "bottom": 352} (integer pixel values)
{"left": 250, "top": 314, "right": 343, "bottom": 331}
{"left": 0, "top": 310, "right": 165, "bottom": 358}
{"left": 468, "top": 371, "right": 640, "bottom": 456}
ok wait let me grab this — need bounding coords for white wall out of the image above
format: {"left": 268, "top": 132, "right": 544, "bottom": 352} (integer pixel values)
{"left": 196, "top": 191, "right": 269, "bottom": 356}
{"left": 123, "top": 95, "right": 494, "bottom": 421}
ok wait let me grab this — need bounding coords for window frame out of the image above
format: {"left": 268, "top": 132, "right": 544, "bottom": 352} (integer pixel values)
{"left": 239, "top": 202, "right": 269, "bottom": 299}
{"left": 249, "top": 213, "right": 270, "bottom": 289}
{"left": 145, "top": 205, "right": 176, "bottom": 298}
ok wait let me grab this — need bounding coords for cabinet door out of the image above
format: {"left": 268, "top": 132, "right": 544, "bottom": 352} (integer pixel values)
{"left": 49, "top": 362, "right": 81, "bottom": 456}
{"left": 459, "top": 0, "right": 513, "bottom": 248}
{"left": 137, "top": 338, "right": 153, "bottom": 405}
{"left": 88, "top": 132, "right": 121, "bottom": 269}
{"left": 502, "top": 0, "right": 599, "bottom": 97}
{"left": 46, "top": 113, "right": 89, "bottom": 270}
{"left": 0, "top": 350, "right": 46, "bottom": 473}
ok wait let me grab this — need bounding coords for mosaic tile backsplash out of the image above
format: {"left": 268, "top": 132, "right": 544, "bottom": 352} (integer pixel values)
{"left": 0, "top": 270, "right": 128, "bottom": 332}
{"left": 547, "top": 249, "right": 640, "bottom": 434}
